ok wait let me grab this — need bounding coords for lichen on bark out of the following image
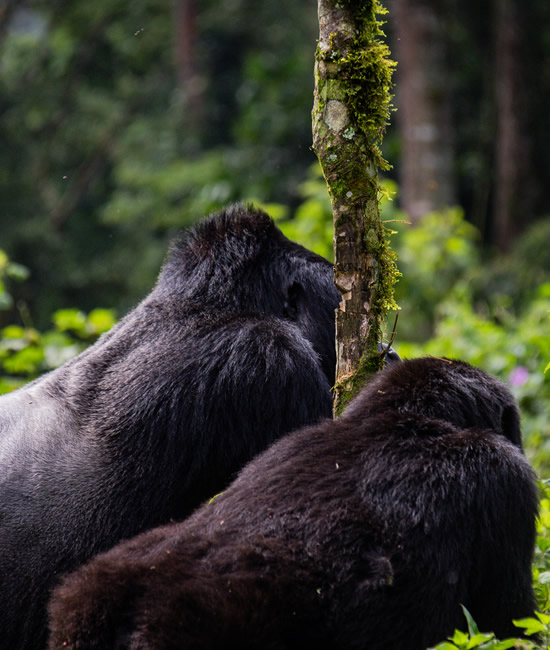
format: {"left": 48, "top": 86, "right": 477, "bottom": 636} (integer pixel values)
{"left": 312, "top": 0, "right": 398, "bottom": 416}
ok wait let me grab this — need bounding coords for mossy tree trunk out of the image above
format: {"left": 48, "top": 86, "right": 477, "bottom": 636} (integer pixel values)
{"left": 312, "top": 0, "right": 398, "bottom": 416}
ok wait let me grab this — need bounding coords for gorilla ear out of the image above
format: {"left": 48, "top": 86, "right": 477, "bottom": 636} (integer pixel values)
{"left": 283, "top": 281, "right": 302, "bottom": 320}
{"left": 500, "top": 405, "right": 522, "bottom": 448}
{"left": 378, "top": 342, "right": 402, "bottom": 365}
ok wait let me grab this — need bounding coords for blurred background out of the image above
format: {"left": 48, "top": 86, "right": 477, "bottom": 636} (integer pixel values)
{"left": 0, "top": 0, "right": 549, "bottom": 465}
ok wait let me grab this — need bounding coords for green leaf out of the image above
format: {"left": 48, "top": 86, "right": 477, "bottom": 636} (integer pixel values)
{"left": 53, "top": 309, "right": 87, "bottom": 335}
{"left": 5, "top": 262, "right": 30, "bottom": 282}
{"left": 537, "top": 571, "right": 550, "bottom": 584}
{"left": 451, "top": 630, "right": 469, "bottom": 645}
{"left": 86, "top": 308, "right": 117, "bottom": 335}
{"left": 460, "top": 605, "right": 480, "bottom": 637}
{"left": 512, "top": 616, "right": 545, "bottom": 636}
{"left": 466, "top": 632, "right": 494, "bottom": 648}
{"left": 489, "top": 641, "right": 526, "bottom": 649}
{"left": 536, "top": 610, "right": 550, "bottom": 624}
{"left": 0, "top": 292, "right": 13, "bottom": 310}
{"left": 2, "top": 325, "right": 26, "bottom": 339}
{"left": 3, "top": 346, "right": 44, "bottom": 375}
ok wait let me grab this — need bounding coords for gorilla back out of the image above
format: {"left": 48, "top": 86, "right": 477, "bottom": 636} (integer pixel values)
{"left": 48, "top": 358, "right": 538, "bottom": 650}
{"left": 0, "top": 204, "right": 340, "bottom": 650}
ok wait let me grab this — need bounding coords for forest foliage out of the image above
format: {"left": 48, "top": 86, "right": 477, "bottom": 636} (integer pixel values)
{"left": 1, "top": 0, "right": 550, "bottom": 646}
{"left": 2, "top": 0, "right": 550, "bottom": 325}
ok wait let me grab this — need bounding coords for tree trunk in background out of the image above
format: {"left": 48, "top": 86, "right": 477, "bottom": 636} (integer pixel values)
{"left": 0, "top": 0, "right": 18, "bottom": 51}
{"left": 313, "top": 0, "right": 398, "bottom": 416}
{"left": 493, "top": 0, "right": 526, "bottom": 251}
{"left": 390, "top": 0, "right": 455, "bottom": 223}
{"left": 173, "top": 0, "right": 203, "bottom": 129}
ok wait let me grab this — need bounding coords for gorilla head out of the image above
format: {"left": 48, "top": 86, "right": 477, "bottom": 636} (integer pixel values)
{"left": 0, "top": 204, "right": 348, "bottom": 650}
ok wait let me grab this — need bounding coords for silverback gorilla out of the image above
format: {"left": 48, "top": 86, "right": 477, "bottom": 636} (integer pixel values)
{"left": 48, "top": 358, "right": 538, "bottom": 650}
{"left": 0, "top": 205, "right": 343, "bottom": 650}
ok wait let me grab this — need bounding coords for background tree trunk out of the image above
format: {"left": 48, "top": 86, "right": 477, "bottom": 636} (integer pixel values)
{"left": 173, "top": 0, "right": 203, "bottom": 130}
{"left": 312, "top": 0, "right": 398, "bottom": 416}
{"left": 390, "top": 0, "right": 455, "bottom": 223}
{"left": 493, "top": 0, "right": 527, "bottom": 251}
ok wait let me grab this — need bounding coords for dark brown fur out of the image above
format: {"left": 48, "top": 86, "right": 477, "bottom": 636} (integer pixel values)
{"left": 48, "top": 358, "right": 538, "bottom": 650}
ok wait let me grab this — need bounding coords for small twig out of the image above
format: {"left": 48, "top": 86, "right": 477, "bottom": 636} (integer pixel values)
{"left": 387, "top": 311, "right": 399, "bottom": 348}
{"left": 428, "top": 356, "right": 454, "bottom": 364}
{"left": 382, "top": 219, "right": 412, "bottom": 225}
{"left": 378, "top": 311, "right": 399, "bottom": 359}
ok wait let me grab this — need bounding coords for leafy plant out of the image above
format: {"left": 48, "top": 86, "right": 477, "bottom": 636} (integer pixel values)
{"left": 0, "top": 250, "right": 29, "bottom": 312}
{"left": 397, "top": 287, "right": 550, "bottom": 471}
{"left": 273, "top": 163, "right": 334, "bottom": 262}
{"left": 390, "top": 204, "right": 480, "bottom": 341}
{"left": 0, "top": 307, "right": 116, "bottom": 394}
{"left": 430, "top": 605, "right": 536, "bottom": 649}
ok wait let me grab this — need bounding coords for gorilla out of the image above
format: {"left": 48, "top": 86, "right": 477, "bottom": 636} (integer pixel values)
{"left": 47, "top": 357, "right": 538, "bottom": 650}
{"left": 0, "top": 204, "right": 346, "bottom": 650}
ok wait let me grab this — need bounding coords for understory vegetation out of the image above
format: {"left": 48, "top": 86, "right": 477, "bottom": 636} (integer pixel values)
{"left": 0, "top": 175, "right": 548, "bottom": 647}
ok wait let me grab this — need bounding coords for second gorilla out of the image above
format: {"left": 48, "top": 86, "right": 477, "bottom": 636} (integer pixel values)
{"left": 49, "top": 357, "right": 538, "bottom": 650}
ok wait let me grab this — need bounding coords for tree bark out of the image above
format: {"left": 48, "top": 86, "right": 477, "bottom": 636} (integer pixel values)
{"left": 493, "top": 0, "right": 526, "bottom": 251}
{"left": 173, "top": 0, "right": 203, "bottom": 128}
{"left": 390, "top": 0, "right": 455, "bottom": 223}
{"left": 312, "top": 0, "right": 398, "bottom": 416}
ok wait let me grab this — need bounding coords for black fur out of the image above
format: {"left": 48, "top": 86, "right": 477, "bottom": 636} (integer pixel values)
{"left": 0, "top": 205, "right": 341, "bottom": 650}
{"left": 47, "top": 357, "right": 538, "bottom": 650}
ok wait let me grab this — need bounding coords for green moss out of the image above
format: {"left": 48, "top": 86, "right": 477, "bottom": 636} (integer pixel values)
{"left": 324, "top": 78, "right": 347, "bottom": 101}
{"left": 332, "top": 0, "right": 399, "bottom": 316}
{"left": 333, "top": 327, "right": 382, "bottom": 416}
{"left": 313, "top": 1, "right": 399, "bottom": 411}
{"left": 334, "top": 0, "right": 381, "bottom": 29}
{"left": 339, "top": 44, "right": 395, "bottom": 171}
{"left": 317, "top": 1, "right": 396, "bottom": 171}
{"left": 378, "top": 232, "right": 401, "bottom": 312}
